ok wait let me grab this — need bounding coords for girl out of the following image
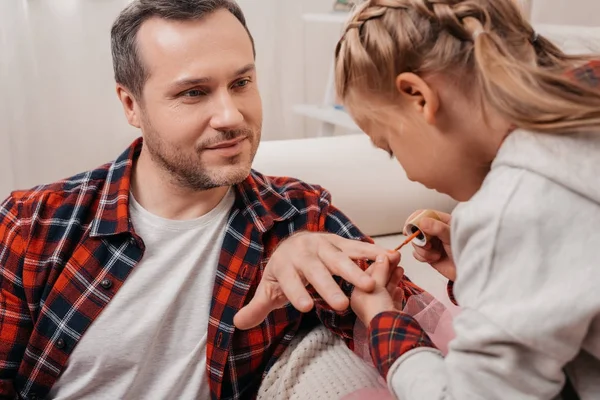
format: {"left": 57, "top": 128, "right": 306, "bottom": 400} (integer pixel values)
{"left": 336, "top": 0, "right": 600, "bottom": 399}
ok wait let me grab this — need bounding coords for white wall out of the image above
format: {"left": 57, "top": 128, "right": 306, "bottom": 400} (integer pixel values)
{"left": 0, "top": 68, "right": 13, "bottom": 197}
{"left": 0, "top": 0, "right": 139, "bottom": 197}
{"left": 238, "top": 0, "right": 340, "bottom": 141}
{"left": 531, "top": 0, "right": 600, "bottom": 27}
{"left": 0, "top": 0, "right": 337, "bottom": 197}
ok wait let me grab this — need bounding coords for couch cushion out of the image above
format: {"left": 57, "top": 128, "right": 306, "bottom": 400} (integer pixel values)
{"left": 253, "top": 134, "right": 456, "bottom": 237}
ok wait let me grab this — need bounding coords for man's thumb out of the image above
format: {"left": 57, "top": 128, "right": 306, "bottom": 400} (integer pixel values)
{"left": 233, "top": 286, "right": 274, "bottom": 330}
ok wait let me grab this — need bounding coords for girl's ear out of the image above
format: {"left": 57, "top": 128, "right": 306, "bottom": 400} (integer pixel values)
{"left": 395, "top": 72, "right": 439, "bottom": 126}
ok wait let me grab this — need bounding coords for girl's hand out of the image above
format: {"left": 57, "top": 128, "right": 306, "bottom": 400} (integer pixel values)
{"left": 405, "top": 210, "right": 456, "bottom": 282}
{"left": 350, "top": 254, "right": 405, "bottom": 326}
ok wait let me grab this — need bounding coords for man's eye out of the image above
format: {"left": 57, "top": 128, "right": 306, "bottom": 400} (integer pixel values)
{"left": 183, "top": 89, "right": 205, "bottom": 97}
{"left": 235, "top": 79, "right": 250, "bottom": 88}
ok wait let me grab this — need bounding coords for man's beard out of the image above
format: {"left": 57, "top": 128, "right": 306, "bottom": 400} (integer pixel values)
{"left": 142, "top": 118, "right": 258, "bottom": 191}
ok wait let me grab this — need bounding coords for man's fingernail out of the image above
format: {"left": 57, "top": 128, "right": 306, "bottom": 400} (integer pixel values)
{"left": 299, "top": 297, "right": 311, "bottom": 308}
{"left": 376, "top": 255, "right": 385, "bottom": 263}
{"left": 333, "top": 293, "right": 346, "bottom": 303}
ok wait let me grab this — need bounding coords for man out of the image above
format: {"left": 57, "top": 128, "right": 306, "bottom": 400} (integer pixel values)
{"left": 0, "top": 1, "right": 420, "bottom": 399}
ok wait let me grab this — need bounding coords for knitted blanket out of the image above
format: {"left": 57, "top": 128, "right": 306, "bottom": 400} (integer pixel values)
{"left": 257, "top": 325, "right": 391, "bottom": 400}
{"left": 257, "top": 292, "right": 458, "bottom": 399}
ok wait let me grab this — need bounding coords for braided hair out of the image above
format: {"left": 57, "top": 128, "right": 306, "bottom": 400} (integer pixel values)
{"left": 335, "top": 0, "right": 600, "bottom": 134}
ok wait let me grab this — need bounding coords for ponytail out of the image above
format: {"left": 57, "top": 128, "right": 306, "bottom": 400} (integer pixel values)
{"left": 473, "top": 30, "right": 600, "bottom": 134}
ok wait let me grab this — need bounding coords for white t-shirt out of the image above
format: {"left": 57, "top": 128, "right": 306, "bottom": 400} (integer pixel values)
{"left": 49, "top": 189, "right": 235, "bottom": 399}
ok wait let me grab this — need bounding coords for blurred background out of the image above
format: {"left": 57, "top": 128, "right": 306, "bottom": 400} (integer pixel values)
{"left": 0, "top": 0, "right": 599, "bottom": 197}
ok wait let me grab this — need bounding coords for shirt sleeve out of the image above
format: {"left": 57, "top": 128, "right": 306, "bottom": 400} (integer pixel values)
{"left": 368, "top": 311, "right": 436, "bottom": 378}
{"left": 309, "top": 189, "right": 423, "bottom": 344}
{"left": 0, "top": 195, "right": 31, "bottom": 399}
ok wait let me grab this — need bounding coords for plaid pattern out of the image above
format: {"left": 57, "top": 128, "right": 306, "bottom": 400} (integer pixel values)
{"left": 570, "top": 60, "right": 600, "bottom": 88}
{"left": 369, "top": 311, "right": 435, "bottom": 379}
{"left": 0, "top": 138, "right": 423, "bottom": 400}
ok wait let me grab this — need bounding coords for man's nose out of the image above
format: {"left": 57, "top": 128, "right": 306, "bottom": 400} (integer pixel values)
{"left": 209, "top": 91, "right": 244, "bottom": 130}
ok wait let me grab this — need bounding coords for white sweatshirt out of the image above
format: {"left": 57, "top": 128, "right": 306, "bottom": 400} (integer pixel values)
{"left": 388, "top": 130, "right": 600, "bottom": 399}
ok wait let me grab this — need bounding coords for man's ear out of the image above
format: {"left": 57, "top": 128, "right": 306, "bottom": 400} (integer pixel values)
{"left": 116, "top": 84, "right": 142, "bottom": 129}
{"left": 395, "top": 72, "right": 439, "bottom": 126}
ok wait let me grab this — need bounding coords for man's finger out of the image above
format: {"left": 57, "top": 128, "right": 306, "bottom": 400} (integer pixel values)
{"left": 329, "top": 235, "right": 392, "bottom": 261}
{"left": 234, "top": 281, "right": 279, "bottom": 330}
{"left": 301, "top": 259, "right": 350, "bottom": 311}
{"left": 277, "top": 268, "right": 314, "bottom": 313}
{"left": 317, "top": 242, "right": 375, "bottom": 292}
{"left": 368, "top": 255, "right": 391, "bottom": 286}
{"left": 386, "top": 250, "right": 401, "bottom": 266}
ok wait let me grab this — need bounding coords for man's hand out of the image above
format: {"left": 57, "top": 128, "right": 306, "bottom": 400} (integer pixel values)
{"left": 233, "top": 232, "right": 400, "bottom": 330}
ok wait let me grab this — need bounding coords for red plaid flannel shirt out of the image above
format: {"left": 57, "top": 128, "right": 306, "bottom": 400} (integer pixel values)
{"left": 0, "top": 138, "right": 423, "bottom": 400}
{"left": 367, "top": 59, "right": 600, "bottom": 381}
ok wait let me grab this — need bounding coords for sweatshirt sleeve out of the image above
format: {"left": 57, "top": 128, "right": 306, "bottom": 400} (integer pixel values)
{"left": 385, "top": 169, "right": 598, "bottom": 400}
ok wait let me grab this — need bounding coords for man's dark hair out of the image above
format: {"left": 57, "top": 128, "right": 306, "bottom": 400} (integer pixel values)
{"left": 111, "top": 0, "right": 255, "bottom": 99}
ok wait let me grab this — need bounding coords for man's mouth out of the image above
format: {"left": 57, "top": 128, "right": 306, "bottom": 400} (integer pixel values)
{"left": 205, "top": 136, "right": 247, "bottom": 150}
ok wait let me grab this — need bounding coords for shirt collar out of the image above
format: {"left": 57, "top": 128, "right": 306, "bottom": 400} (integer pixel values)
{"left": 90, "top": 138, "right": 298, "bottom": 237}
{"left": 233, "top": 170, "right": 300, "bottom": 233}
{"left": 89, "top": 137, "right": 141, "bottom": 237}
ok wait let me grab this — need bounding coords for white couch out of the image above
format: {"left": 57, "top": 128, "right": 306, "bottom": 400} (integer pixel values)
{"left": 252, "top": 23, "right": 600, "bottom": 309}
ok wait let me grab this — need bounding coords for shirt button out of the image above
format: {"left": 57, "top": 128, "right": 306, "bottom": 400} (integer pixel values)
{"left": 100, "top": 279, "right": 113, "bottom": 289}
{"left": 56, "top": 338, "right": 65, "bottom": 349}
{"left": 129, "top": 237, "right": 137, "bottom": 245}
{"left": 30, "top": 393, "right": 38, "bottom": 400}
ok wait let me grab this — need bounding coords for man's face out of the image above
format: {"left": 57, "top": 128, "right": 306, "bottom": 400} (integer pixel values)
{"left": 131, "top": 10, "right": 261, "bottom": 190}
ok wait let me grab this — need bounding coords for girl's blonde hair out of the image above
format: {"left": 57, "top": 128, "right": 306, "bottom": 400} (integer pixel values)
{"left": 335, "top": 0, "right": 600, "bottom": 134}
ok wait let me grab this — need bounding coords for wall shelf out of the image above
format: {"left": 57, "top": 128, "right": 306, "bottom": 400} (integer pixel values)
{"left": 294, "top": 11, "right": 356, "bottom": 136}
{"left": 292, "top": 104, "right": 359, "bottom": 132}
{"left": 302, "top": 12, "right": 350, "bottom": 24}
